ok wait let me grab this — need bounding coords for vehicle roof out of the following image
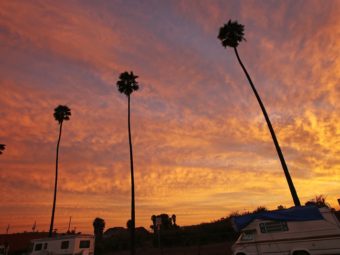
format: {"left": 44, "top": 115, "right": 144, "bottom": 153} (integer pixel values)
{"left": 31, "top": 234, "right": 94, "bottom": 242}
{"left": 232, "top": 206, "right": 324, "bottom": 231}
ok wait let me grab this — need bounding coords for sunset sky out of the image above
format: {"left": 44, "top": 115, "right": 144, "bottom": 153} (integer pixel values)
{"left": 0, "top": 0, "right": 339, "bottom": 234}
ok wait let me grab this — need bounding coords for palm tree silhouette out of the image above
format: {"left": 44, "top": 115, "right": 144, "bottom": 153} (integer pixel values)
{"left": 0, "top": 144, "right": 5, "bottom": 155}
{"left": 171, "top": 214, "right": 177, "bottom": 226}
{"left": 116, "top": 71, "right": 139, "bottom": 255}
{"left": 93, "top": 217, "right": 106, "bottom": 241}
{"left": 151, "top": 215, "right": 157, "bottom": 231}
{"left": 49, "top": 105, "right": 71, "bottom": 237}
{"left": 218, "top": 20, "right": 301, "bottom": 206}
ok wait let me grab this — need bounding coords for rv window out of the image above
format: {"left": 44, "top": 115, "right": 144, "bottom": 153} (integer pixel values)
{"left": 44, "top": 243, "right": 48, "bottom": 249}
{"left": 34, "top": 243, "right": 43, "bottom": 251}
{"left": 79, "top": 240, "right": 90, "bottom": 248}
{"left": 260, "top": 221, "right": 288, "bottom": 233}
{"left": 240, "top": 229, "right": 256, "bottom": 241}
{"left": 61, "top": 241, "right": 69, "bottom": 249}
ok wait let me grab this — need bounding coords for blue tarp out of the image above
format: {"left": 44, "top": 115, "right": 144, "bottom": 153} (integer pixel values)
{"left": 232, "top": 206, "right": 324, "bottom": 231}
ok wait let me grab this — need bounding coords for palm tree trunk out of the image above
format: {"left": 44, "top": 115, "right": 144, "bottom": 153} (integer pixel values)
{"left": 49, "top": 122, "right": 63, "bottom": 237}
{"left": 233, "top": 47, "right": 301, "bottom": 206}
{"left": 128, "top": 95, "right": 136, "bottom": 255}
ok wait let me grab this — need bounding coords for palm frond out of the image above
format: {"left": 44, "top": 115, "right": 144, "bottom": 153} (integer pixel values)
{"left": 218, "top": 19, "right": 245, "bottom": 48}
{"left": 54, "top": 105, "right": 71, "bottom": 124}
{"left": 116, "top": 71, "right": 139, "bottom": 96}
{"left": 0, "top": 144, "right": 5, "bottom": 154}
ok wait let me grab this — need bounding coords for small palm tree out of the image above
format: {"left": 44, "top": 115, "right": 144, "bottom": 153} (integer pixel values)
{"left": 49, "top": 105, "right": 71, "bottom": 237}
{"left": 116, "top": 71, "right": 139, "bottom": 255}
{"left": 218, "top": 20, "right": 301, "bottom": 206}
{"left": 171, "top": 214, "right": 177, "bottom": 227}
{"left": 0, "top": 144, "right": 5, "bottom": 155}
{"left": 93, "top": 217, "right": 106, "bottom": 241}
{"left": 151, "top": 215, "right": 157, "bottom": 231}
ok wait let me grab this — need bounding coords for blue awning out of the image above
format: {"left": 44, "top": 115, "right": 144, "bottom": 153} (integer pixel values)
{"left": 232, "top": 206, "right": 324, "bottom": 231}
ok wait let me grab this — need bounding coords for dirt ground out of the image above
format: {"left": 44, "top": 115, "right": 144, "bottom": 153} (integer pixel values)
{"left": 104, "top": 241, "right": 233, "bottom": 255}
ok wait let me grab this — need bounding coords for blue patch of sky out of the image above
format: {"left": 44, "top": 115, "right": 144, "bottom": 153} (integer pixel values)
{"left": 0, "top": 39, "right": 111, "bottom": 97}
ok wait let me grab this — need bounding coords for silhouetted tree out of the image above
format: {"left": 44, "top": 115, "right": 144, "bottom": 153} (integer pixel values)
{"left": 150, "top": 214, "right": 177, "bottom": 231}
{"left": 116, "top": 71, "right": 139, "bottom": 255}
{"left": 253, "top": 206, "right": 268, "bottom": 213}
{"left": 159, "top": 214, "right": 172, "bottom": 229}
{"left": 127, "top": 219, "right": 133, "bottom": 230}
{"left": 150, "top": 215, "right": 157, "bottom": 231}
{"left": 305, "top": 194, "right": 330, "bottom": 208}
{"left": 171, "top": 214, "right": 177, "bottom": 227}
{"left": 218, "top": 20, "right": 301, "bottom": 206}
{"left": 93, "top": 217, "right": 106, "bottom": 241}
{"left": 49, "top": 105, "right": 71, "bottom": 237}
{"left": 0, "top": 144, "right": 5, "bottom": 155}
{"left": 277, "top": 205, "right": 286, "bottom": 210}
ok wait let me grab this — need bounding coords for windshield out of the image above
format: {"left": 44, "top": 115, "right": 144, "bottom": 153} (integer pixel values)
{"left": 240, "top": 229, "right": 256, "bottom": 241}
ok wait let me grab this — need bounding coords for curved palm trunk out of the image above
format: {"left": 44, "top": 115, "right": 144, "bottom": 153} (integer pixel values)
{"left": 49, "top": 122, "right": 63, "bottom": 237}
{"left": 128, "top": 95, "right": 136, "bottom": 255}
{"left": 233, "top": 47, "right": 301, "bottom": 206}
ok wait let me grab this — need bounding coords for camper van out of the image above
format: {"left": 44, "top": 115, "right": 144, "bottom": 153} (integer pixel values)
{"left": 30, "top": 234, "right": 94, "bottom": 255}
{"left": 0, "top": 245, "right": 9, "bottom": 255}
{"left": 232, "top": 206, "right": 340, "bottom": 255}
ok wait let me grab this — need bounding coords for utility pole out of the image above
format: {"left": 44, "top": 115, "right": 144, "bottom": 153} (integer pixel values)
{"left": 32, "top": 221, "right": 36, "bottom": 232}
{"left": 67, "top": 216, "right": 72, "bottom": 233}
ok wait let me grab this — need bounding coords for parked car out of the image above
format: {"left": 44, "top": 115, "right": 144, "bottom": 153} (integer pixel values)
{"left": 29, "top": 234, "right": 94, "bottom": 255}
{"left": 232, "top": 206, "right": 340, "bottom": 255}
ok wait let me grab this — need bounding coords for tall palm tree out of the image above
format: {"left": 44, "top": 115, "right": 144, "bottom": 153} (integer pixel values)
{"left": 0, "top": 144, "right": 5, "bottom": 155}
{"left": 218, "top": 20, "right": 301, "bottom": 206}
{"left": 116, "top": 71, "right": 139, "bottom": 255}
{"left": 49, "top": 105, "right": 71, "bottom": 237}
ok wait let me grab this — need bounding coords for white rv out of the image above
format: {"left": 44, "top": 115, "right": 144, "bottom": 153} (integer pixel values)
{"left": 232, "top": 206, "right": 340, "bottom": 255}
{"left": 29, "top": 234, "right": 94, "bottom": 255}
{"left": 0, "top": 245, "right": 9, "bottom": 255}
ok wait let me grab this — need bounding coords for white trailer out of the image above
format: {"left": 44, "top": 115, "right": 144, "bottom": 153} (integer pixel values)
{"left": 232, "top": 206, "right": 340, "bottom": 255}
{"left": 30, "top": 234, "right": 94, "bottom": 255}
{"left": 0, "top": 245, "right": 9, "bottom": 255}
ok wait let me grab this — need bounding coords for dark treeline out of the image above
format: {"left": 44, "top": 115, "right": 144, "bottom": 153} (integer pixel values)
{"left": 94, "top": 197, "right": 337, "bottom": 254}
{"left": 2, "top": 198, "right": 337, "bottom": 255}
{"left": 94, "top": 213, "right": 239, "bottom": 254}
